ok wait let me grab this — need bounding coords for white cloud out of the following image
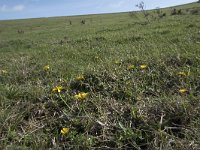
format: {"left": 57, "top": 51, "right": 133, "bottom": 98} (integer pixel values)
{"left": 109, "top": 0, "right": 133, "bottom": 8}
{"left": 13, "top": 5, "right": 25, "bottom": 11}
{"left": 0, "top": 4, "right": 25, "bottom": 12}
{"left": 109, "top": 1, "right": 124, "bottom": 8}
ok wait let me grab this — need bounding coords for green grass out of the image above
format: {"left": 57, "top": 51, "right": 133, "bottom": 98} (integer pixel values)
{"left": 0, "top": 2, "right": 200, "bottom": 149}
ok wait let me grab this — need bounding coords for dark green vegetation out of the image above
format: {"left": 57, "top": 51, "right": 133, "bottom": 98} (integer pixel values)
{"left": 0, "top": 2, "right": 200, "bottom": 149}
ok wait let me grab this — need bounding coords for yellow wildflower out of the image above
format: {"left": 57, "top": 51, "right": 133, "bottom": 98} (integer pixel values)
{"left": 43, "top": 65, "right": 50, "bottom": 71}
{"left": 177, "top": 72, "right": 187, "bottom": 77}
{"left": 127, "top": 65, "right": 135, "bottom": 70}
{"left": 1, "top": 70, "right": 8, "bottom": 74}
{"left": 114, "top": 60, "right": 121, "bottom": 64}
{"left": 52, "top": 86, "right": 64, "bottom": 93}
{"left": 76, "top": 75, "right": 85, "bottom": 81}
{"left": 140, "top": 65, "right": 147, "bottom": 69}
{"left": 61, "top": 128, "right": 70, "bottom": 135}
{"left": 74, "top": 92, "right": 89, "bottom": 100}
{"left": 115, "top": 60, "right": 119, "bottom": 64}
{"left": 179, "top": 89, "right": 188, "bottom": 94}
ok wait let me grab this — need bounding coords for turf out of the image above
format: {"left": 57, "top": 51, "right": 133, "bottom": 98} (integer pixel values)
{"left": 0, "top": 2, "right": 200, "bottom": 149}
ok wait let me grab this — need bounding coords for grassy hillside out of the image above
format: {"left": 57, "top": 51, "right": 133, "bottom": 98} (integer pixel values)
{"left": 0, "top": 2, "right": 200, "bottom": 149}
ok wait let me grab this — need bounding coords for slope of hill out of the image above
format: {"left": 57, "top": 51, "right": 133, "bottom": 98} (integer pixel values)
{"left": 0, "top": 2, "right": 200, "bottom": 149}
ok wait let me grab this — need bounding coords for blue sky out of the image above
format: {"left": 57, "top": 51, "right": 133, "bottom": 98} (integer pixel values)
{"left": 0, "top": 0, "right": 197, "bottom": 20}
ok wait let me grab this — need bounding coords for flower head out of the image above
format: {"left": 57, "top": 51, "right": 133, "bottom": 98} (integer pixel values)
{"left": 140, "top": 65, "right": 147, "bottom": 69}
{"left": 43, "top": 65, "right": 50, "bottom": 71}
{"left": 76, "top": 75, "right": 85, "bottom": 81}
{"left": 127, "top": 65, "right": 135, "bottom": 70}
{"left": 61, "top": 128, "right": 70, "bottom": 135}
{"left": 52, "top": 85, "right": 64, "bottom": 93}
{"left": 179, "top": 89, "right": 188, "bottom": 94}
{"left": 177, "top": 72, "right": 187, "bottom": 77}
{"left": 114, "top": 60, "right": 122, "bottom": 65}
{"left": 74, "top": 92, "right": 89, "bottom": 100}
{"left": 1, "top": 70, "right": 8, "bottom": 74}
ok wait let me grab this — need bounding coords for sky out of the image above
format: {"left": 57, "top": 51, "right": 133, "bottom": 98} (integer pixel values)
{"left": 0, "top": 0, "right": 198, "bottom": 20}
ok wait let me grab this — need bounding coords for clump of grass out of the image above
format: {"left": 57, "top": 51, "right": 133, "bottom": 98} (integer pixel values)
{"left": 170, "top": 9, "right": 183, "bottom": 15}
{"left": 190, "top": 9, "right": 199, "bottom": 15}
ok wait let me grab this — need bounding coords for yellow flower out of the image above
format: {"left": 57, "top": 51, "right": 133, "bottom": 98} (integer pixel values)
{"left": 74, "top": 92, "right": 89, "bottom": 100}
{"left": 61, "top": 128, "right": 70, "bottom": 135}
{"left": 140, "top": 65, "right": 147, "bottom": 69}
{"left": 76, "top": 75, "right": 85, "bottom": 81}
{"left": 127, "top": 65, "right": 135, "bottom": 70}
{"left": 179, "top": 89, "right": 188, "bottom": 94}
{"left": 114, "top": 60, "right": 121, "bottom": 64}
{"left": 52, "top": 86, "right": 64, "bottom": 93}
{"left": 177, "top": 72, "right": 187, "bottom": 77}
{"left": 1, "top": 70, "right": 8, "bottom": 74}
{"left": 43, "top": 65, "right": 50, "bottom": 71}
{"left": 115, "top": 61, "right": 119, "bottom": 64}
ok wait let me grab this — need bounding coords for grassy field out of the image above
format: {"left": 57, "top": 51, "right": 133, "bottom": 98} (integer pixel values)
{"left": 0, "top": 2, "right": 200, "bottom": 149}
